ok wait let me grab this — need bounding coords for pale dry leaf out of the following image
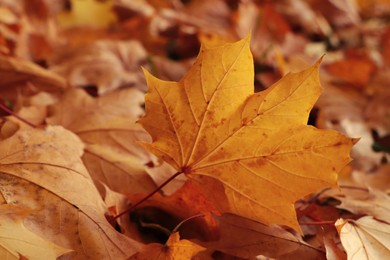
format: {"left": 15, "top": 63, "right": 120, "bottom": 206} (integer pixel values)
{"left": 325, "top": 187, "right": 390, "bottom": 224}
{"left": 0, "top": 2, "right": 30, "bottom": 58}
{"left": 101, "top": 183, "right": 144, "bottom": 241}
{"left": 103, "top": 182, "right": 128, "bottom": 215}
{"left": 316, "top": 82, "right": 381, "bottom": 172}
{"left": 352, "top": 165, "right": 390, "bottom": 192}
{"left": 49, "top": 40, "right": 147, "bottom": 94}
{"left": 328, "top": 0, "right": 361, "bottom": 25}
{"left": 148, "top": 56, "right": 190, "bottom": 82}
{"left": 0, "top": 105, "right": 46, "bottom": 140}
{"left": 323, "top": 233, "right": 347, "bottom": 260}
{"left": 0, "top": 126, "right": 141, "bottom": 259}
{"left": 336, "top": 216, "right": 390, "bottom": 260}
{"left": 275, "top": 0, "right": 322, "bottom": 34}
{"left": 0, "top": 56, "right": 67, "bottom": 100}
{"left": 46, "top": 88, "right": 159, "bottom": 195}
{"left": 112, "top": 0, "right": 155, "bottom": 17}
{"left": 364, "top": 69, "right": 390, "bottom": 134}
{"left": 179, "top": 0, "right": 231, "bottom": 34}
{"left": 149, "top": 0, "right": 231, "bottom": 39}
{"left": 145, "top": 160, "right": 187, "bottom": 196}
{"left": 0, "top": 91, "right": 54, "bottom": 139}
{"left": 0, "top": 204, "right": 72, "bottom": 260}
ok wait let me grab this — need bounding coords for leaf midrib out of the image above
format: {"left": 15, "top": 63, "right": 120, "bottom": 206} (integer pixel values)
{"left": 184, "top": 38, "right": 249, "bottom": 166}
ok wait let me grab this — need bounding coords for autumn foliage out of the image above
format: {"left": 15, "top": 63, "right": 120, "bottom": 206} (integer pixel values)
{"left": 140, "top": 36, "right": 353, "bottom": 232}
{"left": 0, "top": 0, "right": 390, "bottom": 259}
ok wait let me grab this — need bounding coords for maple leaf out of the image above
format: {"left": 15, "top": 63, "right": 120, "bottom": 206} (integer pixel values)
{"left": 326, "top": 187, "right": 390, "bottom": 224}
{"left": 0, "top": 126, "right": 141, "bottom": 259}
{"left": 139, "top": 35, "right": 354, "bottom": 231}
{"left": 47, "top": 88, "right": 158, "bottom": 195}
{"left": 0, "top": 56, "right": 67, "bottom": 101}
{"left": 50, "top": 40, "right": 147, "bottom": 95}
{"left": 336, "top": 216, "right": 390, "bottom": 259}
{"left": 0, "top": 205, "right": 72, "bottom": 260}
{"left": 129, "top": 232, "right": 206, "bottom": 260}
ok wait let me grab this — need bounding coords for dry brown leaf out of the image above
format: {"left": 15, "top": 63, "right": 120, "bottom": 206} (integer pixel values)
{"left": 308, "top": 0, "right": 360, "bottom": 27}
{"left": 0, "top": 204, "right": 72, "bottom": 260}
{"left": 0, "top": 56, "right": 67, "bottom": 100}
{"left": 316, "top": 83, "right": 382, "bottom": 172}
{"left": 148, "top": 56, "right": 190, "bottom": 82}
{"left": 47, "top": 88, "right": 169, "bottom": 195}
{"left": 327, "top": 0, "right": 361, "bottom": 25}
{"left": 0, "top": 91, "right": 57, "bottom": 140}
{"left": 12, "top": 105, "right": 46, "bottom": 128}
{"left": 324, "top": 56, "right": 376, "bottom": 88}
{"left": 323, "top": 233, "right": 347, "bottom": 260}
{"left": 336, "top": 216, "right": 390, "bottom": 259}
{"left": 140, "top": 35, "right": 354, "bottom": 231}
{"left": 148, "top": 0, "right": 231, "bottom": 38}
{"left": 49, "top": 40, "right": 147, "bottom": 94}
{"left": 351, "top": 165, "right": 390, "bottom": 192}
{"left": 364, "top": 69, "right": 390, "bottom": 134}
{"left": 112, "top": 0, "right": 155, "bottom": 18}
{"left": 275, "top": 0, "right": 322, "bottom": 34}
{"left": 197, "top": 214, "right": 325, "bottom": 260}
{"left": 144, "top": 160, "right": 187, "bottom": 196}
{"left": 0, "top": 5, "right": 21, "bottom": 56}
{"left": 0, "top": 126, "right": 141, "bottom": 259}
{"left": 129, "top": 232, "right": 206, "bottom": 260}
{"left": 325, "top": 187, "right": 390, "bottom": 224}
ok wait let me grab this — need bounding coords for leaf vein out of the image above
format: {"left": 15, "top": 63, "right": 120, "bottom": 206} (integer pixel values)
{"left": 186, "top": 37, "right": 249, "bottom": 165}
{"left": 154, "top": 86, "right": 185, "bottom": 166}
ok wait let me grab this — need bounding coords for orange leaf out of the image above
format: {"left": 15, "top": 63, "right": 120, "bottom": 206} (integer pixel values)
{"left": 129, "top": 232, "right": 206, "bottom": 260}
{"left": 126, "top": 181, "right": 219, "bottom": 241}
{"left": 324, "top": 54, "right": 376, "bottom": 88}
{"left": 139, "top": 35, "right": 354, "bottom": 232}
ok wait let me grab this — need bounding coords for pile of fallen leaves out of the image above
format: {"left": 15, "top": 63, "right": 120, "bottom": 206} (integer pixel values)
{"left": 0, "top": 0, "right": 389, "bottom": 259}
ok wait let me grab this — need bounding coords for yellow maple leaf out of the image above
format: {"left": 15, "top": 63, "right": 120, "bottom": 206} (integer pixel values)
{"left": 139, "top": 35, "right": 354, "bottom": 231}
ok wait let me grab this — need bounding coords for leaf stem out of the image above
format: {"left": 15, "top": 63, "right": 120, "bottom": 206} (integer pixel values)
{"left": 172, "top": 213, "right": 205, "bottom": 234}
{"left": 113, "top": 171, "right": 183, "bottom": 220}
{"left": 0, "top": 102, "right": 36, "bottom": 128}
{"left": 339, "top": 185, "right": 368, "bottom": 192}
